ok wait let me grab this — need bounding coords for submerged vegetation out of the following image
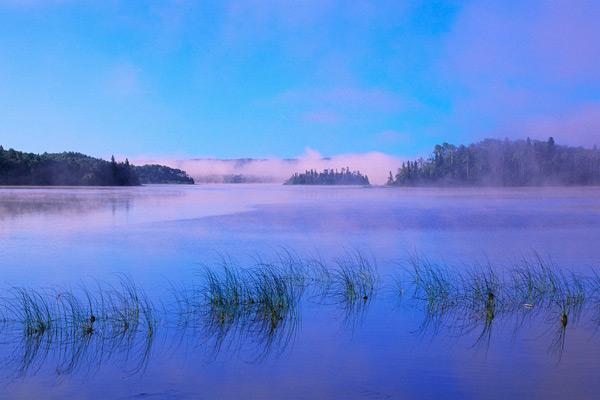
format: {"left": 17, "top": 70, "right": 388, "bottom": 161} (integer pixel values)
{"left": 285, "top": 168, "right": 370, "bottom": 185}
{"left": 2, "top": 251, "right": 600, "bottom": 375}
{"left": 0, "top": 146, "right": 194, "bottom": 186}
{"left": 388, "top": 137, "right": 600, "bottom": 186}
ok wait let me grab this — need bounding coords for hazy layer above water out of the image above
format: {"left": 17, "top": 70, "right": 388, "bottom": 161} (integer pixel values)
{"left": 1, "top": 184, "right": 600, "bottom": 286}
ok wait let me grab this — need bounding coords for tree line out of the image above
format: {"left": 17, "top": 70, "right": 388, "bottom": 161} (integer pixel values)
{"left": 285, "top": 168, "right": 370, "bottom": 185}
{"left": 0, "top": 146, "right": 194, "bottom": 186}
{"left": 387, "top": 137, "right": 600, "bottom": 186}
{"left": 134, "top": 164, "right": 195, "bottom": 184}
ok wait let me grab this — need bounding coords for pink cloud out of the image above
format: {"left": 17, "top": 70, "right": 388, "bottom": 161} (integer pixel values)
{"left": 132, "top": 148, "right": 407, "bottom": 185}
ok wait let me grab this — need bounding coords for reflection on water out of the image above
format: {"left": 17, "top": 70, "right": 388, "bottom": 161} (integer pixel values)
{"left": 0, "top": 188, "right": 133, "bottom": 220}
{"left": 1, "top": 185, "right": 600, "bottom": 398}
{"left": 0, "top": 277, "right": 156, "bottom": 379}
{"left": 0, "top": 252, "right": 600, "bottom": 383}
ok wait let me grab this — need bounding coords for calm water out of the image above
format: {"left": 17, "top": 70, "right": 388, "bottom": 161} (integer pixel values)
{"left": 1, "top": 184, "right": 600, "bottom": 399}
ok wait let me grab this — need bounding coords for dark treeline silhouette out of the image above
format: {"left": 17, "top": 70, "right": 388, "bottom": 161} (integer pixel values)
{"left": 134, "top": 164, "right": 195, "bottom": 184}
{"left": 285, "top": 168, "right": 370, "bottom": 185}
{"left": 387, "top": 137, "right": 600, "bottom": 186}
{"left": 0, "top": 146, "right": 194, "bottom": 186}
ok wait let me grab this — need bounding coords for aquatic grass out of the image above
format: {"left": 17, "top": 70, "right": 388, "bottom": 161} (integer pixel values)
{"left": 245, "top": 264, "right": 302, "bottom": 358}
{"left": 181, "top": 250, "right": 376, "bottom": 355}
{"left": 314, "top": 251, "right": 378, "bottom": 328}
{"left": 96, "top": 275, "right": 157, "bottom": 339}
{"left": 3, "top": 251, "right": 600, "bottom": 375}
{"left": 404, "top": 255, "right": 590, "bottom": 314}
{"left": 407, "top": 255, "right": 459, "bottom": 318}
{"left": 181, "top": 256, "right": 308, "bottom": 360}
{"left": 303, "top": 255, "right": 334, "bottom": 301}
{"left": 200, "top": 261, "right": 249, "bottom": 309}
{"left": 397, "top": 253, "right": 598, "bottom": 355}
{"left": 461, "top": 264, "right": 502, "bottom": 305}
{"left": 508, "top": 256, "right": 563, "bottom": 308}
{"left": 0, "top": 276, "right": 157, "bottom": 377}
{"left": 195, "top": 254, "right": 306, "bottom": 315}
{"left": 256, "top": 249, "right": 309, "bottom": 290}
{"left": 250, "top": 267, "right": 298, "bottom": 323}
{"left": 458, "top": 265, "right": 502, "bottom": 334}
{"left": 330, "top": 251, "right": 377, "bottom": 304}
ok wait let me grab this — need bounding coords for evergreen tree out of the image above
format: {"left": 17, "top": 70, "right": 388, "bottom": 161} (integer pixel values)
{"left": 284, "top": 168, "right": 370, "bottom": 185}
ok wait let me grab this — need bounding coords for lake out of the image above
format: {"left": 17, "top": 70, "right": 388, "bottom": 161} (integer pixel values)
{"left": 1, "top": 184, "right": 600, "bottom": 399}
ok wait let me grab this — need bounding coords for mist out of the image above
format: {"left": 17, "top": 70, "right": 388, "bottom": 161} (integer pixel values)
{"left": 131, "top": 148, "right": 405, "bottom": 185}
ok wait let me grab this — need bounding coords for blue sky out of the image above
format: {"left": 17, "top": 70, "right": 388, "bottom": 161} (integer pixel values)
{"left": 0, "top": 0, "right": 598, "bottom": 159}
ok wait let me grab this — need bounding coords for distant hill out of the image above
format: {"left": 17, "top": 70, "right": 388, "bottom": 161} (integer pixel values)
{"left": 285, "top": 168, "right": 370, "bottom": 185}
{"left": 387, "top": 137, "right": 600, "bottom": 186}
{"left": 0, "top": 146, "right": 194, "bottom": 186}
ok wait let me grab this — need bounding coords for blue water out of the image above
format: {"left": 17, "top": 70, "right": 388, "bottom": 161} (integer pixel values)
{"left": 1, "top": 184, "right": 600, "bottom": 399}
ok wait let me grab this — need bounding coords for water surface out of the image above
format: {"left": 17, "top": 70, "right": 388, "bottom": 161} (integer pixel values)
{"left": 1, "top": 184, "right": 600, "bottom": 399}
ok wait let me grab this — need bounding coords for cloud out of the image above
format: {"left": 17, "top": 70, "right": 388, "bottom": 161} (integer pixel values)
{"left": 131, "top": 148, "right": 406, "bottom": 185}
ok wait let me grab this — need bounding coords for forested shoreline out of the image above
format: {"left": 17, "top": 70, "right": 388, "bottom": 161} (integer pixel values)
{"left": 388, "top": 138, "right": 600, "bottom": 186}
{"left": 134, "top": 164, "right": 195, "bottom": 184}
{"left": 0, "top": 146, "right": 194, "bottom": 186}
{"left": 4, "top": 138, "right": 600, "bottom": 187}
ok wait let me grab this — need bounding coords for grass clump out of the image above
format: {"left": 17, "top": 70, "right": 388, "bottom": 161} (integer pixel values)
{"left": 0, "top": 276, "right": 156, "bottom": 377}
{"left": 331, "top": 251, "right": 377, "bottom": 304}
{"left": 407, "top": 255, "right": 458, "bottom": 317}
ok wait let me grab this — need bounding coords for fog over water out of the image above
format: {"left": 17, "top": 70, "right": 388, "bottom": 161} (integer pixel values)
{"left": 131, "top": 149, "right": 404, "bottom": 184}
{"left": 2, "top": 184, "right": 600, "bottom": 285}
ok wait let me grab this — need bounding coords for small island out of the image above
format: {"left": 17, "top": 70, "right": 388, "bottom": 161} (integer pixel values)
{"left": 285, "top": 168, "right": 370, "bottom": 185}
{"left": 0, "top": 146, "right": 194, "bottom": 186}
{"left": 387, "top": 137, "right": 600, "bottom": 186}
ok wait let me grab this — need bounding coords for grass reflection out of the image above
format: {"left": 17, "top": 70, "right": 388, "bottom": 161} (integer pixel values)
{"left": 1, "top": 251, "right": 600, "bottom": 377}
